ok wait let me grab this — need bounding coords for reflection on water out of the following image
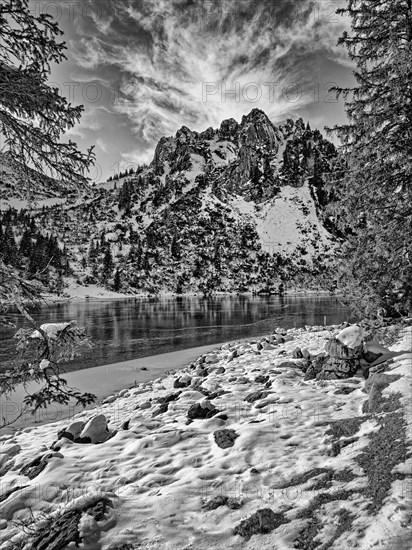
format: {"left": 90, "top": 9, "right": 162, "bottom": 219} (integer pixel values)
{"left": 0, "top": 295, "right": 354, "bottom": 373}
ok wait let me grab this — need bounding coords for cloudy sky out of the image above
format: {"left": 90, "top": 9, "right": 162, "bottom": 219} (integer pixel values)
{"left": 45, "top": 0, "right": 353, "bottom": 183}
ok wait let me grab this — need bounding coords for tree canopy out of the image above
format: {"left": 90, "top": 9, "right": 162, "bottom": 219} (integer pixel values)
{"left": 0, "top": 0, "right": 95, "bottom": 186}
{"left": 0, "top": 0, "right": 97, "bottom": 425}
{"left": 328, "top": 0, "right": 412, "bottom": 316}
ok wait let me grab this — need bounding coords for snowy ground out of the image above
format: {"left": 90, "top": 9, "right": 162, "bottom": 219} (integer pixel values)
{"left": 0, "top": 325, "right": 410, "bottom": 549}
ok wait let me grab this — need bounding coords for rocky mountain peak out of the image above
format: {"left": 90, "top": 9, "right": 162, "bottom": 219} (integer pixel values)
{"left": 240, "top": 107, "right": 271, "bottom": 125}
{"left": 218, "top": 118, "right": 239, "bottom": 142}
{"left": 239, "top": 108, "right": 282, "bottom": 148}
{"left": 147, "top": 109, "right": 336, "bottom": 200}
{"left": 175, "top": 126, "right": 195, "bottom": 142}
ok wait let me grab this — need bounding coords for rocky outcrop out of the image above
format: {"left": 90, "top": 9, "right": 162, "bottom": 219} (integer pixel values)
{"left": 20, "top": 451, "right": 63, "bottom": 480}
{"left": 233, "top": 508, "right": 287, "bottom": 538}
{"left": 29, "top": 497, "right": 112, "bottom": 550}
{"left": 187, "top": 400, "right": 218, "bottom": 419}
{"left": 202, "top": 495, "right": 242, "bottom": 510}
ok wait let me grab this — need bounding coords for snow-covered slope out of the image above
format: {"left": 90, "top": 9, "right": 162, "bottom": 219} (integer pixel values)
{"left": 0, "top": 325, "right": 410, "bottom": 549}
{"left": 0, "top": 152, "right": 84, "bottom": 207}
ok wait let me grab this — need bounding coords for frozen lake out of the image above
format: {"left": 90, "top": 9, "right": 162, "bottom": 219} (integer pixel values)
{"left": 0, "top": 294, "right": 354, "bottom": 374}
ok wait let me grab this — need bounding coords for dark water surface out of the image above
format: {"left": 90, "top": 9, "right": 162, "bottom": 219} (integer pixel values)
{"left": 0, "top": 294, "right": 354, "bottom": 373}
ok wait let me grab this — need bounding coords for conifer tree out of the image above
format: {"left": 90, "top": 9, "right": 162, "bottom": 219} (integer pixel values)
{"left": 102, "top": 246, "right": 114, "bottom": 281}
{"left": 0, "top": 1, "right": 94, "bottom": 185}
{"left": 113, "top": 268, "right": 121, "bottom": 291}
{"left": 19, "top": 228, "right": 32, "bottom": 257}
{"left": 88, "top": 241, "right": 94, "bottom": 262}
{"left": 328, "top": 0, "right": 412, "bottom": 316}
{"left": 0, "top": 225, "right": 3, "bottom": 259}
{"left": 0, "top": 0, "right": 97, "bottom": 422}
{"left": 171, "top": 232, "right": 181, "bottom": 260}
{"left": 55, "top": 269, "right": 64, "bottom": 296}
{"left": 3, "top": 224, "right": 17, "bottom": 266}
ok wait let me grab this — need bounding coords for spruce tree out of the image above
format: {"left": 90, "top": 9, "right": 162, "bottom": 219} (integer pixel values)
{"left": 171, "top": 232, "right": 181, "bottom": 260}
{"left": 19, "top": 229, "right": 32, "bottom": 257}
{"left": 0, "top": 0, "right": 94, "bottom": 185}
{"left": 102, "top": 246, "right": 114, "bottom": 281}
{"left": 113, "top": 268, "right": 121, "bottom": 291}
{"left": 3, "top": 224, "right": 17, "bottom": 266}
{"left": 0, "top": 224, "right": 4, "bottom": 259}
{"left": 0, "top": 1, "right": 96, "bottom": 421}
{"left": 88, "top": 240, "right": 96, "bottom": 262}
{"left": 328, "top": 0, "right": 412, "bottom": 316}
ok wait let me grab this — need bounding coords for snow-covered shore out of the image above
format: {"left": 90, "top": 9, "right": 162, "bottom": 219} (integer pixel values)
{"left": 0, "top": 324, "right": 410, "bottom": 550}
{"left": 2, "top": 341, "right": 247, "bottom": 430}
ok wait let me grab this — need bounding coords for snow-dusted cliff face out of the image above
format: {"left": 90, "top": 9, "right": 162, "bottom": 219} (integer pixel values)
{"left": 2, "top": 109, "right": 341, "bottom": 295}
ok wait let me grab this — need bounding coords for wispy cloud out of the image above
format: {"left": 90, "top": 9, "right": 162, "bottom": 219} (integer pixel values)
{"left": 67, "top": 0, "right": 351, "bottom": 166}
{"left": 96, "top": 138, "right": 108, "bottom": 153}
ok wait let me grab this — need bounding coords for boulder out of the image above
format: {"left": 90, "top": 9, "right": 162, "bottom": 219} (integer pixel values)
{"left": 213, "top": 429, "right": 239, "bottom": 449}
{"left": 202, "top": 495, "right": 242, "bottom": 510}
{"left": 173, "top": 375, "right": 192, "bottom": 388}
{"left": 336, "top": 325, "right": 364, "bottom": 349}
{"left": 59, "top": 421, "right": 85, "bottom": 441}
{"left": 187, "top": 401, "right": 218, "bottom": 419}
{"left": 318, "top": 356, "right": 360, "bottom": 379}
{"left": 79, "top": 415, "right": 111, "bottom": 444}
{"left": 195, "top": 368, "right": 208, "bottom": 377}
{"left": 254, "top": 375, "right": 269, "bottom": 384}
{"left": 157, "top": 392, "right": 181, "bottom": 404}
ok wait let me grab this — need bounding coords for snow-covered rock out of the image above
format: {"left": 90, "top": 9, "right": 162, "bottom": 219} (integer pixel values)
{"left": 78, "top": 414, "right": 111, "bottom": 444}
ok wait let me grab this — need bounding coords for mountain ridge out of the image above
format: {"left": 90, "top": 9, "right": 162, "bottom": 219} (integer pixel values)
{"left": 0, "top": 109, "right": 341, "bottom": 296}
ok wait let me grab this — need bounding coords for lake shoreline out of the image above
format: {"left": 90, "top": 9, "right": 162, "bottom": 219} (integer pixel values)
{"left": 0, "top": 336, "right": 257, "bottom": 432}
{"left": 38, "top": 287, "right": 341, "bottom": 305}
